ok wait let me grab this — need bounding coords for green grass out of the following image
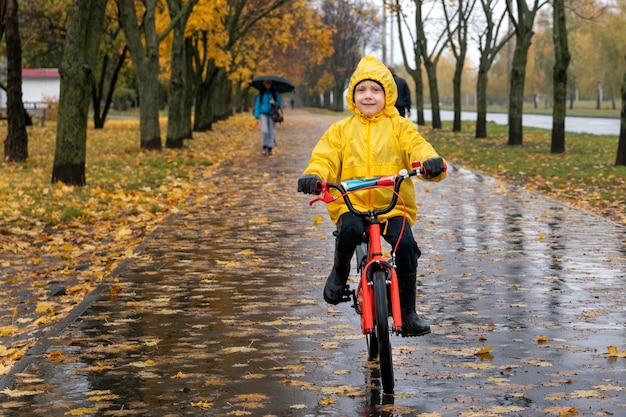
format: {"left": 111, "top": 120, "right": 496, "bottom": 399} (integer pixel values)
{"left": 422, "top": 121, "right": 626, "bottom": 224}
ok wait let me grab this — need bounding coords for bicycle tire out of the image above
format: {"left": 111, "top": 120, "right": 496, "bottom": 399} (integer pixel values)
{"left": 359, "top": 243, "right": 378, "bottom": 360}
{"left": 373, "top": 270, "right": 394, "bottom": 393}
{"left": 366, "top": 329, "right": 379, "bottom": 360}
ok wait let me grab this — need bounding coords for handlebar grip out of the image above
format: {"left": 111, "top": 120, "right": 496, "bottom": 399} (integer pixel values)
{"left": 315, "top": 180, "right": 323, "bottom": 194}
{"left": 412, "top": 159, "right": 447, "bottom": 176}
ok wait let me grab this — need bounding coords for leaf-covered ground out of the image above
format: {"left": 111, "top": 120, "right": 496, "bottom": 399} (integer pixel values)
{"left": 0, "top": 110, "right": 625, "bottom": 417}
{"left": 0, "top": 114, "right": 261, "bottom": 378}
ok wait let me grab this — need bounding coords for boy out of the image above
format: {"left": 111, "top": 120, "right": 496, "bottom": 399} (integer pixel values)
{"left": 297, "top": 56, "right": 446, "bottom": 336}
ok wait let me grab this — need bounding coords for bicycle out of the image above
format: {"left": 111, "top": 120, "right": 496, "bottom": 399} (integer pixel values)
{"left": 309, "top": 161, "right": 436, "bottom": 394}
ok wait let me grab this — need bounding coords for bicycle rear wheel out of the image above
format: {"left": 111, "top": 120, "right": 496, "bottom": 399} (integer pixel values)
{"left": 372, "top": 270, "right": 394, "bottom": 393}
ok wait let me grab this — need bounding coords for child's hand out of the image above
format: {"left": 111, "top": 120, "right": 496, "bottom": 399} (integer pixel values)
{"left": 298, "top": 174, "right": 322, "bottom": 194}
{"left": 422, "top": 157, "right": 446, "bottom": 179}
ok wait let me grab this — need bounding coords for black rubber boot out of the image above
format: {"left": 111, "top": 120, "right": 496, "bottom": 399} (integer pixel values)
{"left": 323, "top": 249, "right": 352, "bottom": 305}
{"left": 398, "top": 273, "right": 430, "bottom": 336}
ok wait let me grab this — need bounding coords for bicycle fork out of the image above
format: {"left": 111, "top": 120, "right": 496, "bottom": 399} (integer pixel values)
{"left": 357, "top": 223, "right": 403, "bottom": 335}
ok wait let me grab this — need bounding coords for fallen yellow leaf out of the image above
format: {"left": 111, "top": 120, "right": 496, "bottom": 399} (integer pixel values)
{"left": 35, "top": 302, "right": 56, "bottom": 315}
{"left": 1, "top": 387, "right": 45, "bottom": 397}
{"left": 608, "top": 345, "right": 626, "bottom": 357}
{"left": 190, "top": 400, "right": 213, "bottom": 409}
{"left": 475, "top": 345, "right": 494, "bottom": 356}
{"left": 541, "top": 406, "right": 578, "bottom": 416}
{"left": 130, "top": 359, "right": 156, "bottom": 368}
{"left": 64, "top": 407, "right": 99, "bottom": 415}
{"left": 0, "top": 326, "right": 18, "bottom": 337}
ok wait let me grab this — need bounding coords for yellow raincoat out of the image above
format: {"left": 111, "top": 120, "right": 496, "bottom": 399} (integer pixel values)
{"left": 303, "top": 56, "right": 445, "bottom": 226}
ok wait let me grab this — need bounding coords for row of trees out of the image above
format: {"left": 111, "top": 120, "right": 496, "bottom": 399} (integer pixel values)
{"left": 3, "top": 0, "right": 338, "bottom": 183}
{"left": 390, "top": 0, "right": 625, "bottom": 164}
{"left": 2, "top": 0, "right": 625, "bottom": 182}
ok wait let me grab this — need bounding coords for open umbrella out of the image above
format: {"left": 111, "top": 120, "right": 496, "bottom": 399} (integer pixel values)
{"left": 250, "top": 75, "right": 295, "bottom": 93}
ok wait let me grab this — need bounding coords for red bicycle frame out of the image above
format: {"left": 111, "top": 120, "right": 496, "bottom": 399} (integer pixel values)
{"left": 357, "top": 221, "right": 403, "bottom": 335}
{"left": 309, "top": 169, "right": 418, "bottom": 336}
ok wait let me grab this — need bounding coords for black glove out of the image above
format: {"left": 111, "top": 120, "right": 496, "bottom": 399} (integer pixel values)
{"left": 422, "top": 157, "right": 446, "bottom": 179}
{"left": 298, "top": 174, "right": 322, "bottom": 194}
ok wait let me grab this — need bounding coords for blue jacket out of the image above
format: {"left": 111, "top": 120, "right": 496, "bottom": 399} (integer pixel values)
{"left": 253, "top": 89, "right": 282, "bottom": 118}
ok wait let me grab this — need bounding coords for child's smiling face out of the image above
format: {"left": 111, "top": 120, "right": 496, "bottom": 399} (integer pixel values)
{"left": 353, "top": 80, "right": 385, "bottom": 117}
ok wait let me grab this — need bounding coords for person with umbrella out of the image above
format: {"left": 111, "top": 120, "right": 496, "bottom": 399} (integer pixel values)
{"left": 251, "top": 75, "right": 294, "bottom": 156}
{"left": 253, "top": 79, "right": 282, "bottom": 156}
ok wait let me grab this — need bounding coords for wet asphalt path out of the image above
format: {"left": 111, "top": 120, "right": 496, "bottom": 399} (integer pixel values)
{"left": 1, "top": 110, "right": 625, "bottom": 416}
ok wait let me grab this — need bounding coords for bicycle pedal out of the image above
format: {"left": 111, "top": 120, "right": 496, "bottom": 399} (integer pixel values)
{"left": 339, "top": 286, "right": 353, "bottom": 304}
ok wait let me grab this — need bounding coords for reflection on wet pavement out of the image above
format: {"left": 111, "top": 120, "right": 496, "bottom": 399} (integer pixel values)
{"left": 1, "top": 112, "right": 625, "bottom": 416}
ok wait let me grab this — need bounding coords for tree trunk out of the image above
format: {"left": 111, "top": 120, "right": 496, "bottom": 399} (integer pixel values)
{"left": 323, "top": 91, "right": 331, "bottom": 110}
{"left": 3, "top": 0, "right": 28, "bottom": 162}
{"left": 443, "top": 0, "right": 471, "bottom": 133}
{"left": 507, "top": 29, "right": 533, "bottom": 146}
{"left": 413, "top": 67, "right": 425, "bottom": 125}
{"left": 611, "top": 94, "right": 616, "bottom": 111}
{"left": 193, "top": 61, "right": 221, "bottom": 132}
{"left": 0, "top": 0, "right": 5, "bottom": 38}
{"left": 616, "top": 56, "right": 626, "bottom": 166}
{"left": 551, "top": 0, "right": 569, "bottom": 154}
{"left": 506, "top": 0, "right": 542, "bottom": 146}
{"left": 332, "top": 85, "right": 344, "bottom": 112}
{"left": 214, "top": 69, "right": 232, "bottom": 120}
{"left": 92, "top": 45, "right": 128, "bottom": 129}
{"left": 91, "top": 53, "right": 108, "bottom": 129}
{"left": 507, "top": 51, "right": 526, "bottom": 146}
{"left": 165, "top": 0, "right": 192, "bottom": 149}
{"left": 452, "top": 60, "right": 463, "bottom": 132}
{"left": 474, "top": 0, "right": 515, "bottom": 138}
{"left": 424, "top": 60, "right": 442, "bottom": 129}
{"left": 183, "top": 38, "right": 195, "bottom": 137}
{"left": 393, "top": 0, "right": 424, "bottom": 125}
{"left": 118, "top": 0, "right": 162, "bottom": 150}
{"left": 52, "top": 0, "right": 107, "bottom": 185}
{"left": 568, "top": 75, "right": 576, "bottom": 109}
{"left": 193, "top": 78, "right": 214, "bottom": 132}
{"left": 475, "top": 64, "right": 489, "bottom": 138}
{"left": 413, "top": 0, "right": 443, "bottom": 129}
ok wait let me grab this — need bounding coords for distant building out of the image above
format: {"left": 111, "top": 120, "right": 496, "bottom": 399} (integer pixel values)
{"left": 0, "top": 68, "right": 60, "bottom": 108}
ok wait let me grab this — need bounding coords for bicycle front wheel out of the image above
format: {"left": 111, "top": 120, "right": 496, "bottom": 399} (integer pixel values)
{"left": 373, "top": 270, "right": 394, "bottom": 394}
{"left": 366, "top": 329, "right": 379, "bottom": 360}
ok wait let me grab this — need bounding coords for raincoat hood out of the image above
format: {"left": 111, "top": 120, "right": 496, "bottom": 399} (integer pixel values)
{"left": 346, "top": 56, "right": 399, "bottom": 118}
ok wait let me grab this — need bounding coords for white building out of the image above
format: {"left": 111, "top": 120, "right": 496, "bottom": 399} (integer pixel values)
{"left": 0, "top": 68, "right": 60, "bottom": 108}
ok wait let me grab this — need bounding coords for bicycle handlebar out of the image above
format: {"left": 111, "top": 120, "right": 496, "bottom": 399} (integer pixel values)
{"left": 309, "top": 162, "right": 428, "bottom": 218}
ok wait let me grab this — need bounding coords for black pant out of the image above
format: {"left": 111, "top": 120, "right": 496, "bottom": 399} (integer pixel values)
{"left": 395, "top": 105, "right": 406, "bottom": 117}
{"left": 335, "top": 213, "right": 420, "bottom": 274}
